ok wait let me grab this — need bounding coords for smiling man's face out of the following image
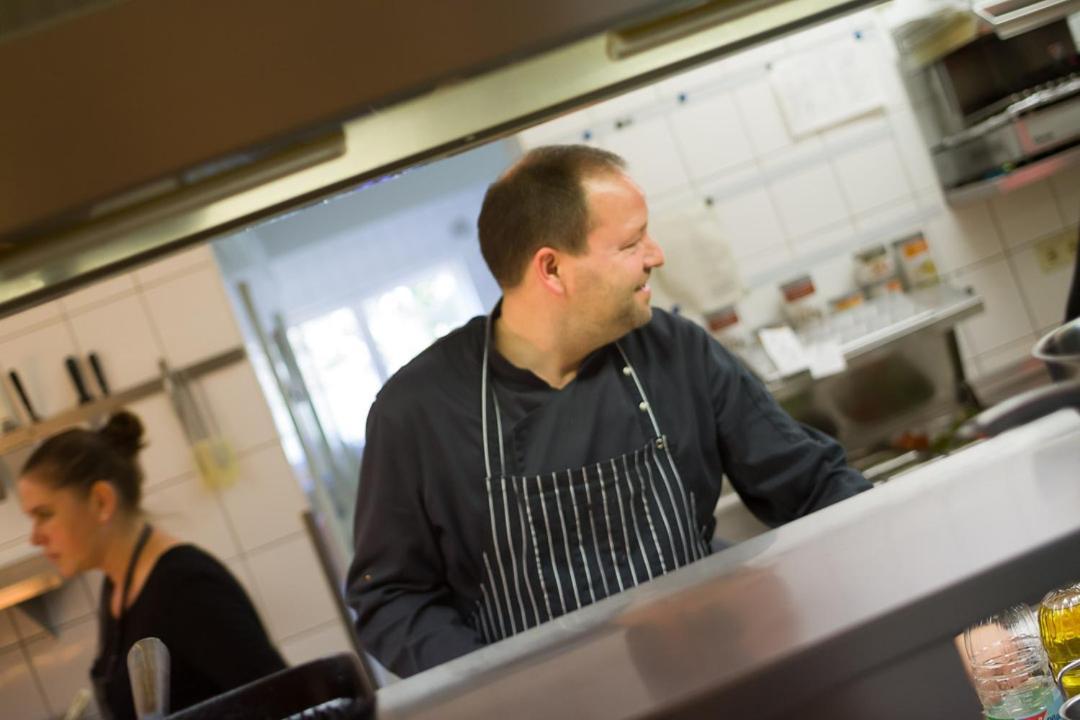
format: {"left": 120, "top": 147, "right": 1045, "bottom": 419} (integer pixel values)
{"left": 562, "top": 171, "right": 665, "bottom": 346}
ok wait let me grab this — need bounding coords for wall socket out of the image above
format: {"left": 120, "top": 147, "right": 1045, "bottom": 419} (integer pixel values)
{"left": 1034, "top": 229, "right": 1078, "bottom": 274}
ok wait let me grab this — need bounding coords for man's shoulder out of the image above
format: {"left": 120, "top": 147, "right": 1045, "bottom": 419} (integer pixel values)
{"left": 625, "top": 306, "right": 710, "bottom": 355}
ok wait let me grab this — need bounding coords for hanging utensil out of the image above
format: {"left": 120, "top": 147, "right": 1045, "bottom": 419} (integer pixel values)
{"left": 88, "top": 352, "right": 111, "bottom": 396}
{"left": 8, "top": 370, "right": 40, "bottom": 423}
{"left": 159, "top": 360, "right": 238, "bottom": 488}
{"left": 65, "top": 356, "right": 93, "bottom": 405}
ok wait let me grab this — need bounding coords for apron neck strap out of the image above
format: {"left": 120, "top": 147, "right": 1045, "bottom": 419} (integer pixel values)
{"left": 118, "top": 523, "right": 154, "bottom": 623}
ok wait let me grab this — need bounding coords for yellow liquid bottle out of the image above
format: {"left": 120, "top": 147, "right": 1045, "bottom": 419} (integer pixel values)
{"left": 1039, "top": 582, "right": 1080, "bottom": 698}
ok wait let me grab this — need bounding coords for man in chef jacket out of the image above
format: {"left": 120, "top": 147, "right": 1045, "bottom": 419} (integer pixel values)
{"left": 346, "top": 144, "right": 870, "bottom": 677}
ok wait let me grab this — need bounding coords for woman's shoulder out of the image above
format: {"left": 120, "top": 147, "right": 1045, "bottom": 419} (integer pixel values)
{"left": 147, "top": 544, "right": 240, "bottom": 594}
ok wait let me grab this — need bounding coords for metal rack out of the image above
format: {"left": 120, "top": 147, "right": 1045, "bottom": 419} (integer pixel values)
{"left": 0, "top": 346, "right": 246, "bottom": 457}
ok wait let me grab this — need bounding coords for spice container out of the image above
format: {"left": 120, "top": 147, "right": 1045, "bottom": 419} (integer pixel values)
{"left": 779, "top": 274, "right": 825, "bottom": 329}
{"left": 704, "top": 304, "right": 750, "bottom": 351}
{"left": 854, "top": 244, "right": 897, "bottom": 287}
{"left": 828, "top": 289, "right": 866, "bottom": 314}
{"left": 893, "top": 232, "right": 940, "bottom": 289}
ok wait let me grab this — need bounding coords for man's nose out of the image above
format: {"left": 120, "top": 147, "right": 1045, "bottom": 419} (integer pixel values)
{"left": 30, "top": 527, "right": 45, "bottom": 546}
{"left": 644, "top": 234, "right": 664, "bottom": 269}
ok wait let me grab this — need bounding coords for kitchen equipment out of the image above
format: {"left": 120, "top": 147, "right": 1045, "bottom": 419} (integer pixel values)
{"left": 165, "top": 652, "right": 375, "bottom": 719}
{"left": 89, "top": 352, "right": 111, "bottom": 395}
{"left": 1035, "top": 316, "right": 1080, "bottom": 381}
{"left": 128, "top": 637, "right": 170, "bottom": 720}
{"left": 961, "top": 316, "right": 1080, "bottom": 438}
{"left": 65, "top": 356, "right": 93, "bottom": 405}
{"left": 8, "top": 369, "right": 40, "bottom": 423}
{"left": 899, "top": 15, "right": 1080, "bottom": 200}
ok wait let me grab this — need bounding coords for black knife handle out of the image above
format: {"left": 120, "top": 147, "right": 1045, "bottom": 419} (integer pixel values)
{"left": 65, "top": 356, "right": 93, "bottom": 405}
{"left": 88, "top": 352, "right": 110, "bottom": 396}
{"left": 8, "top": 370, "right": 40, "bottom": 422}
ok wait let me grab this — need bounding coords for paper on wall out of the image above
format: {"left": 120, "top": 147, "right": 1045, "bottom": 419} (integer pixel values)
{"left": 649, "top": 206, "right": 742, "bottom": 316}
{"left": 769, "top": 33, "right": 885, "bottom": 137}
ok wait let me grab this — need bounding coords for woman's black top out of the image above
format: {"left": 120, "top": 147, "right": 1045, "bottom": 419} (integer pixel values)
{"left": 95, "top": 544, "right": 286, "bottom": 719}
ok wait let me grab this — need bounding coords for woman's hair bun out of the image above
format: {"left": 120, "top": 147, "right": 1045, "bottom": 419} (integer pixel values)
{"left": 98, "top": 410, "right": 145, "bottom": 459}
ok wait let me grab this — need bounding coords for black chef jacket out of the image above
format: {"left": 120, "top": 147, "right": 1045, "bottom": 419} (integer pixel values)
{"left": 346, "top": 307, "right": 869, "bottom": 677}
{"left": 96, "top": 545, "right": 285, "bottom": 719}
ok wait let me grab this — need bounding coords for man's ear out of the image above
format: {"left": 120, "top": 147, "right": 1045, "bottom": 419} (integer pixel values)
{"left": 88, "top": 480, "right": 119, "bottom": 525}
{"left": 531, "top": 247, "right": 567, "bottom": 296}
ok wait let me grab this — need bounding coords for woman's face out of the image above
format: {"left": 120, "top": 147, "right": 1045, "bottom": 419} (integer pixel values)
{"left": 17, "top": 474, "right": 103, "bottom": 577}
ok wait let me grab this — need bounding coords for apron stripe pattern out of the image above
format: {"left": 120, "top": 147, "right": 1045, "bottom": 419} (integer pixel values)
{"left": 474, "top": 321, "right": 708, "bottom": 642}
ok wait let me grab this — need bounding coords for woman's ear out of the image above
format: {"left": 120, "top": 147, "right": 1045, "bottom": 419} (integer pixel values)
{"left": 532, "top": 247, "right": 566, "bottom": 296}
{"left": 88, "top": 480, "right": 119, "bottom": 524}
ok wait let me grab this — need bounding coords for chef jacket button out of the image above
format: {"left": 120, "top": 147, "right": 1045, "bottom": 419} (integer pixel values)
{"left": 656, "top": 438, "right": 666, "bottom": 449}
{"left": 639, "top": 401, "right": 649, "bottom": 412}
{"left": 623, "top": 366, "right": 632, "bottom": 376}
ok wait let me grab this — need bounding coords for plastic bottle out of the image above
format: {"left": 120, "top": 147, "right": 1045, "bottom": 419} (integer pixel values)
{"left": 962, "top": 605, "right": 1064, "bottom": 719}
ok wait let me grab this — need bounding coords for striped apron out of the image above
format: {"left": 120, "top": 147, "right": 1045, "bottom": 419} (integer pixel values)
{"left": 473, "top": 319, "right": 710, "bottom": 643}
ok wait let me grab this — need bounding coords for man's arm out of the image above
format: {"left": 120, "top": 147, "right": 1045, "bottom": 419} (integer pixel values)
{"left": 706, "top": 338, "right": 871, "bottom": 526}
{"left": 345, "top": 398, "right": 483, "bottom": 677}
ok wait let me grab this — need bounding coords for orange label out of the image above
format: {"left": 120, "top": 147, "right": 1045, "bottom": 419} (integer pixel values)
{"left": 901, "top": 237, "right": 928, "bottom": 258}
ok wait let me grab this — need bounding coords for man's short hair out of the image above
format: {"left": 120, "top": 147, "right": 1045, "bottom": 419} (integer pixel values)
{"left": 478, "top": 145, "right": 627, "bottom": 288}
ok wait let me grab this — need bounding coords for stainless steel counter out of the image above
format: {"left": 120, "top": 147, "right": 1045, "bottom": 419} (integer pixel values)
{"left": 376, "top": 410, "right": 1080, "bottom": 719}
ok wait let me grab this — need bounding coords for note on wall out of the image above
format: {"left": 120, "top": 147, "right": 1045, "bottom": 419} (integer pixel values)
{"left": 769, "top": 33, "right": 885, "bottom": 137}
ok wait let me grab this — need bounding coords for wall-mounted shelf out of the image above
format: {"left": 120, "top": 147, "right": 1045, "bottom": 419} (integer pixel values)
{"left": 0, "top": 346, "right": 246, "bottom": 457}
{"left": 945, "top": 139, "right": 1080, "bottom": 206}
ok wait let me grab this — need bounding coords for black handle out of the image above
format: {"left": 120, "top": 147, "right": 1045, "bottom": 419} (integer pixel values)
{"left": 88, "top": 352, "right": 110, "bottom": 396}
{"left": 8, "top": 370, "right": 40, "bottom": 422}
{"left": 65, "top": 356, "right": 93, "bottom": 405}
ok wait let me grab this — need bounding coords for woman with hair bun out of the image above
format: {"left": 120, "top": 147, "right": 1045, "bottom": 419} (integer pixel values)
{"left": 17, "top": 410, "right": 286, "bottom": 720}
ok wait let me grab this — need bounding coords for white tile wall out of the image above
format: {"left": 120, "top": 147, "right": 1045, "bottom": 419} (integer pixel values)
{"left": 67, "top": 293, "right": 164, "bottom": 392}
{"left": 988, "top": 182, "right": 1065, "bottom": 249}
{"left": 0, "top": 322, "right": 80, "bottom": 419}
{"left": 768, "top": 162, "right": 850, "bottom": 239}
{"left": 1009, "top": 239, "right": 1076, "bottom": 333}
{"left": 126, "top": 394, "right": 196, "bottom": 491}
{"left": 831, "top": 137, "right": 911, "bottom": 215}
{"left": 196, "top": 363, "right": 279, "bottom": 454}
{"left": 669, "top": 92, "right": 755, "bottom": 180}
{"left": 952, "top": 258, "right": 1035, "bottom": 356}
{"left": 140, "top": 264, "right": 243, "bottom": 367}
{"left": 0, "top": 302, "right": 62, "bottom": 342}
{"left": 918, "top": 195, "right": 1004, "bottom": 274}
{"left": 733, "top": 78, "right": 792, "bottom": 156}
{"left": 25, "top": 616, "right": 98, "bottom": 718}
{"left": 1049, "top": 164, "right": 1080, "bottom": 225}
{"left": 600, "top": 116, "right": 690, "bottom": 198}
{"left": 0, "top": 644, "right": 50, "bottom": 720}
{"left": 143, "top": 474, "right": 240, "bottom": 562}
{"left": 248, "top": 533, "right": 340, "bottom": 641}
{"left": 0, "top": 245, "right": 345, "bottom": 717}
{"left": 706, "top": 186, "right": 788, "bottom": 260}
{"left": 219, "top": 444, "right": 308, "bottom": 553}
{"left": 58, "top": 276, "right": 137, "bottom": 314}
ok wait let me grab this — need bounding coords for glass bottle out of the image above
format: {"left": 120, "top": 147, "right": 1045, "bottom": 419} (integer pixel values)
{"left": 1040, "top": 583, "right": 1080, "bottom": 698}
